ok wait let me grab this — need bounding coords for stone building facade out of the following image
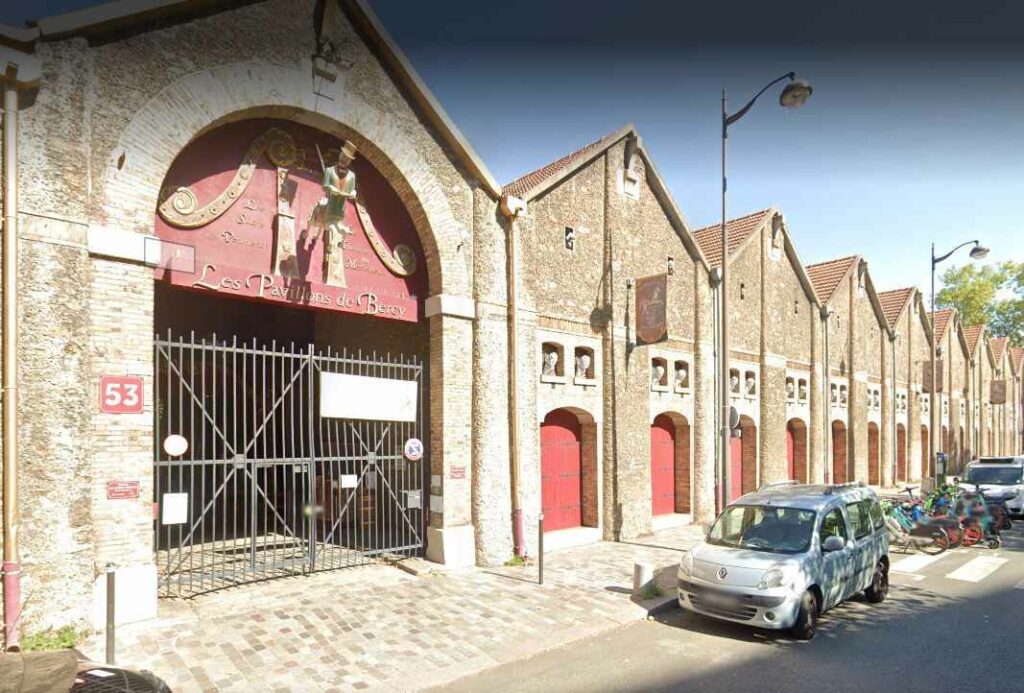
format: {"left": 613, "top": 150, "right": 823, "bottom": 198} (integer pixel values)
{"left": 0, "top": 0, "right": 1021, "bottom": 641}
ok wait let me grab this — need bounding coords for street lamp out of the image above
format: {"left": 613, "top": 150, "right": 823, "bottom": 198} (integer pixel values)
{"left": 719, "top": 72, "right": 812, "bottom": 512}
{"left": 930, "top": 240, "right": 989, "bottom": 488}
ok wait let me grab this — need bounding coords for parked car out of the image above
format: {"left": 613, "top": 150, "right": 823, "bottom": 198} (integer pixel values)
{"left": 962, "top": 456, "right": 1024, "bottom": 517}
{"left": 678, "top": 481, "right": 890, "bottom": 640}
{"left": 0, "top": 650, "right": 170, "bottom": 692}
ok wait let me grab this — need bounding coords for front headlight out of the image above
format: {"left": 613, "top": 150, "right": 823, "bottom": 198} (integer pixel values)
{"left": 1004, "top": 490, "right": 1020, "bottom": 501}
{"left": 680, "top": 551, "right": 694, "bottom": 576}
{"left": 756, "top": 566, "right": 792, "bottom": 590}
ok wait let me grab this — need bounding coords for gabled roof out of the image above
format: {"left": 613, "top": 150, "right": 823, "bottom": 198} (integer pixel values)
{"left": 503, "top": 126, "right": 629, "bottom": 199}
{"left": 876, "top": 287, "right": 914, "bottom": 329}
{"left": 1, "top": 0, "right": 504, "bottom": 197}
{"left": 929, "top": 309, "right": 954, "bottom": 341}
{"left": 963, "top": 325, "right": 985, "bottom": 356}
{"left": 691, "top": 209, "right": 774, "bottom": 268}
{"left": 1010, "top": 347, "right": 1023, "bottom": 376}
{"left": 991, "top": 336, "right": 1008, "bottom": 363}
{"left": 501, "top": 124, "right": 709, "bottom": 271}
{"left": 806, "top": 255, "right": 860, "bottom": 305}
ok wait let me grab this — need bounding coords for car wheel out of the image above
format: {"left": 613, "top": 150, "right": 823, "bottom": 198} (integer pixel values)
{"left": 865, "top": 560, "right": 889, "bottom": 603}
{"left": 790, "top": 590, "right": 818, "bottom": 640}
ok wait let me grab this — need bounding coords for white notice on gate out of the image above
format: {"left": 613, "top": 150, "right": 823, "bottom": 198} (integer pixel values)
{"left": 340, "top": 474, "right": 358, "bottom": 489}
{"left": 319, "top": 372, "right": 417, "bottom": 422}
{"left": 161, "top": 493, "right": 188, "bottom": 525}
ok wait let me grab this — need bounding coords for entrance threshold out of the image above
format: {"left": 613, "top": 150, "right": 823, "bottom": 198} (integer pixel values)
{"left": 542, "top": 526, "right": 601, "bottom": 553}
{"left": 651, "top": 513, "right": 692, "bottom": 532}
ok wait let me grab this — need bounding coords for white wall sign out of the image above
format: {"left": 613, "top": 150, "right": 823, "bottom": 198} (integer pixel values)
{"left": 161, "top": 493, "right": 188, "bottom": 525}
{"left": 340, "top": 474, "right": 358, "bottom": 489}
{"left": 319, "top": 372, "right": 417, "bottom": 422}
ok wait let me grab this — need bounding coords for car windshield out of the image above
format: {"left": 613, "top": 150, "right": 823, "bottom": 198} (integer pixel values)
{"left": 965, "top": 467, "right": 1023, "bottom": 485}
{"left": 707, "top": 505, "right": 816, "bottom": 554}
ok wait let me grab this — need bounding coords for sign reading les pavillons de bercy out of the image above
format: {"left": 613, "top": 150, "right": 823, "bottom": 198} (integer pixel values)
{"left": 153, "top": 119, "right": 426, "bottom": 322}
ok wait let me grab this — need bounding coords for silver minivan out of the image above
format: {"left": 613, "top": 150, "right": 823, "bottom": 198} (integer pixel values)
{"left": 678, "top": 482, "right": 890, "bottom": 640}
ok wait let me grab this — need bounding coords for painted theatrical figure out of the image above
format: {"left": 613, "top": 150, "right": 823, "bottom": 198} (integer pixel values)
{"left": 309, "top": 140, "right": 359, "bottom": 288}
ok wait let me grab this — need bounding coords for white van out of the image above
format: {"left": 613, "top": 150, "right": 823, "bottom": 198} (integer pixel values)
{"left": 962, "top": 457, "right": 1024, "bottom": 516}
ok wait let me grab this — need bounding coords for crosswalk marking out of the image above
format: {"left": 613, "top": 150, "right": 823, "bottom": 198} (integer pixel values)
{"left": 945, "top": 556, "right": 1007, "bottom": 583}
{"left": 890, "top": 552, "right": 951, "bottom": 574}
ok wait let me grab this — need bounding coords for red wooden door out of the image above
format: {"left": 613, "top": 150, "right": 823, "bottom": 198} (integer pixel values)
{"left": 897, "top": 425, "right": 907, "bottom": 481}
{"left": 541, "top": 410, "right": 582, "bottom": 531}
{"left": 729, "top": 436, "right": 743, "bottom": 501}
{"left": 868, "top": 424, "right": 880, "bottom": 486}
{"left": 786, "top": 426, "right": 795, "bottom": 481}
{"left": 650, "top": 417, "right": 676, "bottom": 515}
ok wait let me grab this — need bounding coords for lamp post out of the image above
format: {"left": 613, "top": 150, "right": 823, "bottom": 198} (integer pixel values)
{"left": 719, "top": 73, "right": 812, "bottom": 511}
{"left": 930, "top": 240, "right": 989, "bottom": 488}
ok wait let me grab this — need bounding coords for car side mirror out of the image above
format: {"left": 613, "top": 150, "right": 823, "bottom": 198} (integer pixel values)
{"left": 822, "top": 535, "right": 845, "bottom": 552}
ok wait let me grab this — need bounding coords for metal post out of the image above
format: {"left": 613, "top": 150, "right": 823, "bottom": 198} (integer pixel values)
{"left": 719, "top": 88, "right": 731, "bottom": 513}
{"left": 105, "top": 564, "right": 115, "bottom": 665}
{"left": 537, "top": 513, "right": 544, "bottom": 585}
{"left": 930, "top": 243, "right": 937, "bottom": 488}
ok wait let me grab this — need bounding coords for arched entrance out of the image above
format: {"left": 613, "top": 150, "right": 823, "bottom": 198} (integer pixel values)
{"left": 150, "top": 118, "right": 435, "bottom": 596}
{"left": 831, "top": 421, "right": 848, "bottom": 484}
{"left": 541, "top": 409, "right": 598, "bottom": 532}
{"left": 896, "top": 424, "right": 907, "bottom": 482}
{"left": 650, "top": 413, "right": 691, "bottom": 515}
{"left": 786, "top": 419, "right": 808, "bottom": 484}
{"left": 729, "top": 416, "right": 757, "bottom": 501}
{"left": 868, "top": 423, "right": 880, "bottom": 486}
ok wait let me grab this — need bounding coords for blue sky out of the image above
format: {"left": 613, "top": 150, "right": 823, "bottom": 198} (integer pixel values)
{"left": 5, "top": 0, "right": 1022, "bottom": 295}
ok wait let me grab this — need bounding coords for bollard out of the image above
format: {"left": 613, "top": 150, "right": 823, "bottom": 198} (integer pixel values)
{"left": 538, "top": 513, "right": 544, "bottom": 585}
{"left": 105, "top": 563, "right": 115, "bottom": 665}
{"left": 633, "top": 562, "right": 654, "bottom": 595}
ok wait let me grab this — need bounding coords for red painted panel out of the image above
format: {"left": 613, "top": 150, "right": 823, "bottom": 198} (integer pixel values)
{"left": 650, "top": 417, "right": 676, "bottom": 516}
{"left": 729, "top": 436, "right": 743, "bottom": 502}
{"left": 786, "top": 426, "right": 795, "bottom": 481}
{"left": 541, "top": 410, "right": 582, "bottom": 531}
{"left": 153, "top": 119, "right": 426, "bottom": 321}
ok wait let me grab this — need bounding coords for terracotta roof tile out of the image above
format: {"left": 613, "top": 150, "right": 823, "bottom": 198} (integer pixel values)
{"left": 691, "top": 209, "right": 774, "bottom": 268}
{"left": 806, "top": 255, "right": 859, "bottom": 304}
{"left": 1010, "top": 346, "right": 1023, "bottom": 374}
{"left": 876, "top": 287, "right": 914, "bottom": 328}
{"left": 963, "top": 325, "right": 984, "bottom": 354}
{"left": 503, "top": 128, "right": 623, "bottom": 198}
{"left": 990, "top": 336, "right": 1008, "bottom": 362}
{"left": 929, "top": 309, "right": 954, "bottom": 340}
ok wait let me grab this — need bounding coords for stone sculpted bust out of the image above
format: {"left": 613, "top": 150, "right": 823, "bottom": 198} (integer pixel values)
{"left": 730, "top": 373, "right": 740, "bottom": 393}
{"left": 576, "top": 353, "right": 591, "bottom": 378}
{"left": 675, "top": 364, "right": 689, "bottom": 389}
{"left": 746, "top": 375, "right": 756, "bottom": 396}
{"left": 542, "top": 350, "right": 559, "bottom": 377}
{"left": 799, "top": 381, "right": 808, "bottom": 401}
{"left": 652, "top": 364, "right": 666, "bottom": 388}
{"left": 786, "top": 380, "right": 795, "bottom": 399}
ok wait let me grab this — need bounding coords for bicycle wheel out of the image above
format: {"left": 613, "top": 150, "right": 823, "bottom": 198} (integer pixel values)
{"left": 918, "top": 529, "right": 949, "bottom": 555}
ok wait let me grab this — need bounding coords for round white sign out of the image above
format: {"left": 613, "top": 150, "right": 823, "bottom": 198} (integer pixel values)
{"left": 404, "top": 437, "right": 423, "bottom": 461}
{"left": 163, "top": 434, "right": 189, "bottom": 457}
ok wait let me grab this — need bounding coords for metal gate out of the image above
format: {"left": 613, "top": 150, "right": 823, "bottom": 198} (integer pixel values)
{"left": 153, "top": 332, "right": 426, "bottom": 597}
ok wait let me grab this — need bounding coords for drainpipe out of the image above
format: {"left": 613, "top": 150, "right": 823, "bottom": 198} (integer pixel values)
{"left": 2, "top": 80, "right": 20, "bottom": 651}
{"left": 890, "top": 334, "right": 897, "bottom": 485}
{"left": 819, "top": 309, "right": 827, "bottom": 481}
{"left": 500, "top": 194, "right": 527, "bottom": 557}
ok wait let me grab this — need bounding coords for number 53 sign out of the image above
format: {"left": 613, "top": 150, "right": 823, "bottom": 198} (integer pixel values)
{"left": 99, "top": 376, "right": 144, "bottom": 414}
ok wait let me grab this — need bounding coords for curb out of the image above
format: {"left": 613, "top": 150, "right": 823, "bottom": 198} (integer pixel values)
{"left": 645, "top": 594, "right": 680, "bottom": 618}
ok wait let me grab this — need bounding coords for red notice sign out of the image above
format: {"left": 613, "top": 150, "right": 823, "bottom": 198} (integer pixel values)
{"left": 99, "top": 376, "right": 144, "bottom": 414}
{"left": 107, "top": 480, "right": 140, "bottom": 500}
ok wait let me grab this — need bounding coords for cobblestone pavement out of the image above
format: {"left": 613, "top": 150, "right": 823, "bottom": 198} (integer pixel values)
{"left": 81, "top": 525, "right": 704, "bottom": 692}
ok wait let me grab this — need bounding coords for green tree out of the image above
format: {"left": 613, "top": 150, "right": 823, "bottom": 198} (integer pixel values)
{"left": 937, "top": 261, "right": 1023, "bottom": 346}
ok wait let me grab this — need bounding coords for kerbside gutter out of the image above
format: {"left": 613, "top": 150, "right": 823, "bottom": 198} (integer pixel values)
{"left": 1, "top": 45, "right": 41, "bottom": 651}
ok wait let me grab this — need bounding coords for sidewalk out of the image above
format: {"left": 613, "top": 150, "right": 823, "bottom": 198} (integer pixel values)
{"left": 81, "top": 525, "right": 704, "bottom": 692}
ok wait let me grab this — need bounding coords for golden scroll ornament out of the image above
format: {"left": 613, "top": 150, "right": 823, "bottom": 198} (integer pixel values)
{"left": 158, "top": 128, "right": 298, "bottom": 229}
{"left": 355, "top": 198, "right": 417, "bottom": 277}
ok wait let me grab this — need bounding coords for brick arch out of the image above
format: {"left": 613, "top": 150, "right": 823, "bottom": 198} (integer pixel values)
{"left": 99, "top": 61, "right": 468, "bottom": 298}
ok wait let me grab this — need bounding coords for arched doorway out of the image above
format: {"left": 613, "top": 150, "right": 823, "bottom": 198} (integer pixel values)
{"left": 896, "top": 424, "right": 907, "bottom": 482}
{"left": 541, "top": 408, "right": 598, "bottom": 532}
{"left": 150, "top": 118, "right": 433, "bottom": 596}
{"left": 786, "top": 419, "right": 808, "bottom": 483}
{"left": 729, "top": 416, "right": 757, "bottom": 501}
{"left": 831, "top": 421, "right": 848, "bottom": 484}
{"left": 650, "top": 413, "right": 691, "bottom": 515}
{"left": 922, "top": 425, "right": 931, "bottom": 478}
{"left": 868, "top": 422, "right": 880, "bottom": 486}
